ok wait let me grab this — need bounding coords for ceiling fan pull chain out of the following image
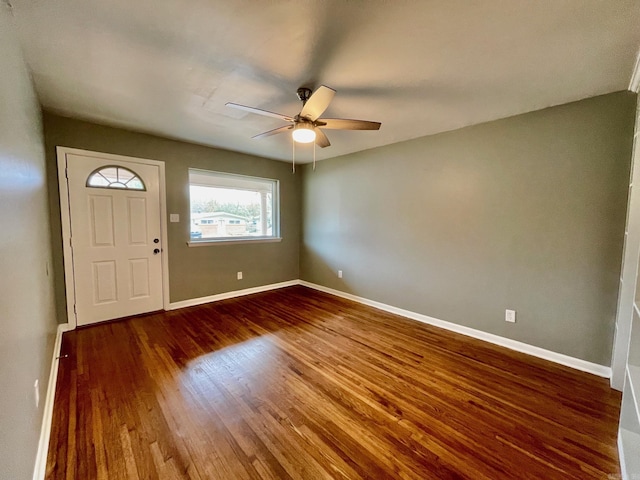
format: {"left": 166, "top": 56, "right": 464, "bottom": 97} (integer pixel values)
{"left": 313, "top": 141, "right": 316, "bottom": 171}
{"left": 292, "top": 137, "right": 296, "bottom": 173}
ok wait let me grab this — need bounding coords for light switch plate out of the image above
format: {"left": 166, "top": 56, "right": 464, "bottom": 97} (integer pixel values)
{"left": 169, "top": 214, "right": 180, "bottom": 223}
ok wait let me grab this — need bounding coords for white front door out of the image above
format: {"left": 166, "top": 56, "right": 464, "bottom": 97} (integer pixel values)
{"left": 66, "top": 153, "right": 164, "bottom": 326}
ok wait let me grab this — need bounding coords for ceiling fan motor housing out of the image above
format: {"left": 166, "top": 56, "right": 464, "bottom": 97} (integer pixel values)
{"left": 296, "top": 87, "right": 313, "bottom": 104}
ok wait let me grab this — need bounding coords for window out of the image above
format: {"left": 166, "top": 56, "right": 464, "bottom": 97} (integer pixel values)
{"left": 189, "top": 169, "right": 279, "bottom": 243}
{"left": 87, "top": 166, "right": 145, "bottom": 190}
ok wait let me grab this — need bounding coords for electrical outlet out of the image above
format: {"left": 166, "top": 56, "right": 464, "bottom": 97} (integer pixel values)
{"left": 237, "top": 271, "right": 243, "bottom": 280}
{"left": 338, "top": 270, "right": 343, "bottom": 279}
{"left": 505, "top": 309, "right": 516, "bottom": 323}
{"left": 34, "top": 379, "right": 40, "bottom": 408}
{"left": 169, "top": 213, "right": 180, "bottom": 223}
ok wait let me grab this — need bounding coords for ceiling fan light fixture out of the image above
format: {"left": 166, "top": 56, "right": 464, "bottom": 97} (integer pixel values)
{"left": 292, "top": 124, "right": 316, "bottom": 143}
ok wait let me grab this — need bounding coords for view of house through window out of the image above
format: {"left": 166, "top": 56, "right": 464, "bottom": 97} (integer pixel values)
{"left": 188, "top": 169, "right": 279, "bottom": 242}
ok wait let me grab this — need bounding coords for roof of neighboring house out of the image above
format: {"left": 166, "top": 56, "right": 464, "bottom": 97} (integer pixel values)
{"left": 193, "top": 212, "right": 248, "bottom": 221}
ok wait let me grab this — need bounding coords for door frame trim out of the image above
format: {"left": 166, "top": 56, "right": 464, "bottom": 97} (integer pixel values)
{"left": 57, "top": 146, "right": 171, "bottom": 329}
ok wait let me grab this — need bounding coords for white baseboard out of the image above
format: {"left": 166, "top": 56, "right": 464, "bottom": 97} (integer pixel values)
{"left": 299, "top": 281, "right": 611, "bottom": 378}
{"left": 168, "top": 280, "right": 300, "bottom": 310}
{"left": 103, "top": 277, "right": 609, "bottom": 378}
{"left": 33, "top": 323, "right": 71, "bottom": 480}
{"left": 168, "top": 279, "right": 611, "bottom": 377}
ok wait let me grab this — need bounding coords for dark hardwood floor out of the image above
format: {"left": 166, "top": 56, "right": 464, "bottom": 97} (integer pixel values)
{"left": 46, "top": 286, "right": 621, "bottom": 479}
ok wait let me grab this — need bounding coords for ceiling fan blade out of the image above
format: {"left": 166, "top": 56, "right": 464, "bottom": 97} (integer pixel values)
{"left": 314, "top": 128, "right": 331, "bottom": 148}
{"left": 226, "top": 103, "right": 293, "bottom": 122}
{"left": 252, "top": 125, "right": 293, "bottom": 139}
{"left": 317, "top": 118, "right": 381, "bottom": 130}
{"left": 300, "top": 85, "right": 336, "bottom": 121}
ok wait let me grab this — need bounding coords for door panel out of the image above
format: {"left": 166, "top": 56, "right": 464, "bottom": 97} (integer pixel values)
{"left": 67, "top": 153, "right": 163, "bottom": 326}
{"left": 129, "top": 258, "right": 150, "bottom": 298}
{"left": 92, "top": 261, "right": 117, "bottom": 304}
{"left": 127, "top": 197, "right": 148, "bottom": 245}
{"left": 89, "top": 195, "right": 115, "bottom": 246}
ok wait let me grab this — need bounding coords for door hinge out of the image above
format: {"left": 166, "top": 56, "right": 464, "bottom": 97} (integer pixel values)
{"left": 65, "top": 166, "right": 68, "bottom": 179}
{"left": 73, "top": 304, "right": 77, "bottom": 314}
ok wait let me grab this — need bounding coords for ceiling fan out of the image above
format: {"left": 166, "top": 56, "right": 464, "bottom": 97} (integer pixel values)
{"left": 226, "top": 85, "right": 381, "bottom": 149}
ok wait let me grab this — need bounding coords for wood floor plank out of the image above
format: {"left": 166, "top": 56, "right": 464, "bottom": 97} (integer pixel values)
{"left": 46, "top": 286, "right": 621, "bottom": 479}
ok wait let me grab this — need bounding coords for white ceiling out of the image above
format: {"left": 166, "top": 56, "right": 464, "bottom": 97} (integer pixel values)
{"left": 11, "top": 0, "right": 640, "bottom": 163}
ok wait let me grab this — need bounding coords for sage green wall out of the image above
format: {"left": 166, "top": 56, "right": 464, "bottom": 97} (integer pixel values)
{"left": 44, "top": 113, "right": 301, "bottom": 321}
{"left": 301, "top": 91, "right": 636, "bottom": 366}
{"left": 0, "top": 6, "right": 58, "bottom": 479}
{"left": 42, "top": 92, "right": 635, "bottom": 365}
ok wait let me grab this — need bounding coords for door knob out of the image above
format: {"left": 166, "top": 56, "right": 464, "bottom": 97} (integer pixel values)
{"left": 153, "top": 248, "right": 160, "bottom": 255}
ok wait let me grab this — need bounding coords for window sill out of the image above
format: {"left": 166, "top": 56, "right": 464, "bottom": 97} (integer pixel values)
{"left": 187, "top": 237, "right": 283, "bottom": 247}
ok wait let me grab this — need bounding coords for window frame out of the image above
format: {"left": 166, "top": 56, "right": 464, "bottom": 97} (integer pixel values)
{"left": 187, "top": 168, "right": 281, "bottom": 246}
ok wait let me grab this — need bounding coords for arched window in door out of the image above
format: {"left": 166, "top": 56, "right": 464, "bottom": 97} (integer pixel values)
{"left": 86, "top": 165, "right": 146, "bottom": 190}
